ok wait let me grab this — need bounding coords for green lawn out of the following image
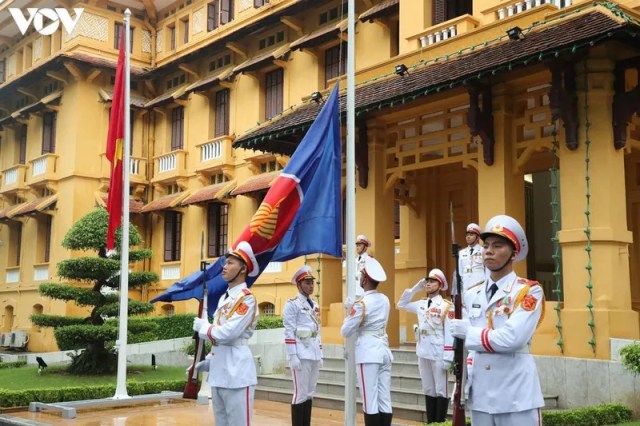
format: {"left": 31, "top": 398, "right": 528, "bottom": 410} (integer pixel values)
{"left": 2, "top": 365, "right": 186, "bottom": 391}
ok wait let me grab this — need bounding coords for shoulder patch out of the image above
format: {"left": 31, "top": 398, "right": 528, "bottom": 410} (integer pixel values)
{"left": 242, "top": 288, "right": 252, "bottom": 295}
{"left": 236, "top": 302, "right": 249, "bottom": 315}
{"left": 448, "top": 310, "right": 455, "bottom": 319}
{"left": 518, "top": 278, "right": 540, "bottom": 287}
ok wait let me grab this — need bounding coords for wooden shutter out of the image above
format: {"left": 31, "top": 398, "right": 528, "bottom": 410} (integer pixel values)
{"left": 432, "top": 0, "right": 445, "bottom": 25}
{"left": 19, "top": 125, "right": 27, "bottom": 164}
{"left": 44, "top": 215, "right": 52, "bottom": 263}
{"left": 164, "top": 212, "right": 174, "bottom": 261}
{"left": 265, "top": 68, "right": 283, "bottom": 120}
{"left": 215, "top": 89, "right": 230, "bottom": 137}
{"left": 220, "top": 0, "right": 233, "bottom": 24}
{"left": 171, "top": 107, "right": 184, "bottom": 150}
{"left": 0, "top": 59, "right": 6, "bottom": 83}
{"left": 207, "top": 2, "right": 219, "bottom": 31}
{"left": 42, "top": 112, "right": 56, "bottom": 154}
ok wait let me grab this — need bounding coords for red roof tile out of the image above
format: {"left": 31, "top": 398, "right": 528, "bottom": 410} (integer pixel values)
{"left": 359, "top": 0, "right": 399, "bottom": 22}
{"left": 140, "top": 192, "right": 189, "bottom": 213}
{"left": 290, "top": 20, "right": 347, "bottom": 51}
{"left": 182, "top": 181, "right": 235, "bottom": 205}
{"left": 234, "top": 10, "right": 628, "bottom": 154}
{"left": 98, "top": 194, "right": 145, "bottom": 214}
{"left": 233, "top": 45, "right": 291, "bottom": 74}
{"left": 231, "top": 172, "right": 280, "bottom": 196}
{"left": 9, "top": 195, "right": 58, "bottom": 217}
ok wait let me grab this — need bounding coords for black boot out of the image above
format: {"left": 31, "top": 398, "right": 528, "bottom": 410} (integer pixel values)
{"left": 303, "top": 399, "right": 312, "bottom": 426}
{"left": 435, "top": 397, "right": 450, "bottom": 423}
{"left": 364, "top": 413, "right": 379, "bottom": 426}
{"left": 425, "top": 395, "right": 437, "bottom": 423}
{"left": 291, "top": 402, "right": 305, "bottom": 426}
{"left": 379, "top": 412, "right": 393, "bottom": 426}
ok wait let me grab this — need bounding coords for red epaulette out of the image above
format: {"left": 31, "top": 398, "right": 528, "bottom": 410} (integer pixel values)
{"left": 242, "top": 288, "right": 252, "bottom": 295}
{"left": 518, "top": 277, "right": 540, "bottom": 287}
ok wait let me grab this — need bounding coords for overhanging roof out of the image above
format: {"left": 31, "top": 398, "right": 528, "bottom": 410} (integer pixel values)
{"left": 233, "top": 8, "right": 636, "bottom": 155}
{"left": 233, "top": 45, "right": 291, "bottom": 74}
{"left": 98, "top": 88, "right": 150, "bottom": 108}
{"left": 95, "top": 192, "right": 145, "bottom": 214}
{"left": 290, "top": 20, "right": 347, "bottom": 51}
{"left": 359, "top": 0, "right": 399, "bottom": 23}
{"left": 140, "top": 192, "right": 190, "bottom": 213}
{"left": 0, "top": 91, "right": 64, "bottom": 127}
{"left": 182, "top": 181, "right": 236, "bottom": 205}
{"left": 231, "top": 172, "right": 280, "bottom": 196}
{"left": 9, "top": 194, "right": 58, "bottom": 217}
{"left": 145, "top": 86, "right": 188, "bottom": 108}
{"left": 185, "top": 69, "right": 234, "bottom": 94}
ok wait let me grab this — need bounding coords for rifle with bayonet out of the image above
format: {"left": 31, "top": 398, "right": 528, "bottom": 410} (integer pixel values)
{"left": 450, "top": 203, "right": 466, "bottom": 426}
{"left": 184, "top": 232, "right": 209, "bottom": 399}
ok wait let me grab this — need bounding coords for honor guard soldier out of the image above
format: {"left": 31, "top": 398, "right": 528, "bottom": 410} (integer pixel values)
{"left": 193, "top": 241, "right": 260, "bottom": 426}
{"left": 451, "top": 215, "right": 545, "bottom": 426}
{"left": 341, "top": 256, "right": 393, "bottom": 426}
{"left": 283, "top": 265, "right": 323, "bottom": 426}
{"left": 458, "top": 223, "right": 485, "bottom": 293}
{"left": 397, "top": 268, "right": 454, "bottom": 424}
{"left": 354, "top": 234, "right": 372, "bottom": 297}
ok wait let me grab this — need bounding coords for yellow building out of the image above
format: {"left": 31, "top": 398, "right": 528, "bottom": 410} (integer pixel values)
{"left": 0, "top": 0, "right": 639, "bottom": 361}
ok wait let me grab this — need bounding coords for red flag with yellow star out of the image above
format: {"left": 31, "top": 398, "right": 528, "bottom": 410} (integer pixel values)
{"left": 106, "top": 29, "right": 125, "bottom": 250}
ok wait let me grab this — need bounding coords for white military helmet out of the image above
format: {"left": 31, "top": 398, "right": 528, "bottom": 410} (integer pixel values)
{"left": 480, "top": 215, "right": 528, "bottom": 263}
{"left": 227, "top": 241, "right": 260, "bottom": 277}
{"left": 362, "top": 256, "right": 386, "bottom": 283}
{"left": 466, "top": 223, "right": 481, "bottom": 235}
{"left": 291, "top": 265, "right": 315, "bottom": 285}
{"left": 427, "top": 268, "right": 448, "bottom": 291}
{"left": 356, "top": 234, "right": 371, "bottom": 248}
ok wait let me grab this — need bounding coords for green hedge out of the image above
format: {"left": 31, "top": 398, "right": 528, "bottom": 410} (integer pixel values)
{"left": 620, "top": 342, "right": 640, "bottom": 376}
{"left": 0, "top": 380, "right": 185, "bottom": 408}
{"left": 425, "top": 403, "right": 632, "bottom": 426}
{"left": 256, "top": 315, "right": 283, "bottom": 330}
{"left": 0, "top": 361, "right": 27, "bottom": 369}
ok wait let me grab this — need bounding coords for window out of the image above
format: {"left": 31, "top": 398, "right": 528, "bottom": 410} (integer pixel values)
{"left": 42, "top": 112, "right": 57, "bottom": 154}
{"left": 169, "top": 25, "right": 176, "bottom": 50}
{"left": 162, "top": 304, "right": 175, "bottom": 316}
{"left": 42, "top": 215, "right": 52, "bottom": 263}
{"left": 259, "top": 302, "right": 275, "bottom": 316}
{"left": 254, "top": 0, "right": 269, "bottom": 7}
{"left": 171, "top": 107, "right": 184, "bottom": 150}
{"left": 164, "top": 211, "right": 182, "bottom": 261}
{"left": 394, "top": 201, "right": 400, "bottom": 239}
{"left": 432, "top": 0, "right": 472, "bottom": 25}
{"left": 207, "top": 203, "right": 228, "bottom": 258}
{"left": 182, "top": 18, "right": 189, "bottom": 44}
{"left": 265, "top": 68, "right": 283, "bottom": 120}
{"left": 0, "top": 59, "right": 5, "bottom": 84}
{"left": 325, "top": 45, "right": 346, "bottom": 87}
{"left": 18, "top": 125, "right": 27, "bottom": 165}
{"left": 220, "top": 0, "right": 233, "bottom": 24}
{"left": 2, "top": 306, "right": 14, "bottom": 332}
{"left": 215, "top": 89, "right": 230, "bottom": 137}
{"left": 207, "top": 1, "right": 218, "bottom": 31}
{"left": 258, "top": 31, "right": 285, "bottom": 50}
{"left": 114, "top": 23, "right": 134, "bottom": 51}
{"left": 9, "top": 223, "right": 22, "bottom": 266}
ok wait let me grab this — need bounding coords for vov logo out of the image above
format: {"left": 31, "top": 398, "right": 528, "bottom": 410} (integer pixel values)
{"left": 8, "top": 8, "right": 85, "bottom": 36}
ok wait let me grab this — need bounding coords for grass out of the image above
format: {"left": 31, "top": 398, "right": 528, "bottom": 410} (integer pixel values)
{"left": 2, "top": 365, "right": 186, "bottom": 391}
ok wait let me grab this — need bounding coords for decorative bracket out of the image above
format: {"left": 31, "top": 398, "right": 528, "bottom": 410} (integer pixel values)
{"left": 466, "top": 82, "right": 494, "bottom": 165}
{"left": 356, "top": 119, "right": 369, "bottom": 189}
{"left": 613, "top": 58, "right": 640, "bottom": 150}
{"left": 547, "top": 59, "right": 579, "bottom": 150}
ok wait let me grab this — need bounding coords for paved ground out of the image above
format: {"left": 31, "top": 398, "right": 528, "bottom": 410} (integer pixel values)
{"left": 2, "top": 399, "right": 425, "bottom": 425}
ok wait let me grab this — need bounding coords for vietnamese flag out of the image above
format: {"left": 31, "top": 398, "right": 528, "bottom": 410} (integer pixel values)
{"left": 106, "top": 29, "right": 125, "bottom": 250}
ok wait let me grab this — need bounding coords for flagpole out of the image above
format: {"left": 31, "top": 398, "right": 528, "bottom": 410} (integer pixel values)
{"left": 344, "top": 0, "right": 356, "bottom": 424}
{"left": 114, "top": 8, "right": 132, "bottom": 400}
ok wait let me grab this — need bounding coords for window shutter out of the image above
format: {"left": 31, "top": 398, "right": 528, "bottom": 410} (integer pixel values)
{"left": 220, "top": 0, "right": 233, "bottom": 24}
{"left": 207, "top": 2, "right": 219, "bottom": 31}
{"left": 432, "top": 0, "right": 445, "bottom": 25}
{"left": 215, "top": 89, "right": 230, "bottom": 137}
{"left": 164, "top": 212, "right": 174, "bottom": 261}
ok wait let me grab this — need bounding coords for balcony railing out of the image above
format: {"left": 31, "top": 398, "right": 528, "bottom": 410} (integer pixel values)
{"left": 161, "top": 263, "right": 181, "bottom": 280}
{"left": 201, "top": 140, "right": 223, "bottom": 162}
{"left": 27, "top": 153, "right": 58, "bottom": 185}
{"left": 152, "top": 150, "right": 187, "bottom": 183}
{"left": 6, "top": 267, "right": 20, "bottom": 284}
{"left": 99, "top": 154, "right": 147, "bottom": 184}
{"left": 413, "top": 15, "right": 480, "bottom": 49}
{"left": 483, "top": 0, "right": 571, "bottom": 22}
{"left": 196, "top": 136, "right": 234, "bottom": 173}
{"left": 158, "top": 152, "right": 177, "bottom": 173}
{"left": 1, "top": 164, "right": 27, "bottom": 193}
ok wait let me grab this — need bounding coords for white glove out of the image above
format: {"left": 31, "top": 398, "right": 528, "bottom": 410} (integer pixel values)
{"left": 344, "top": 296, "right": 355, "bottom": 312}
{"left": 288, "top": 355, "right": 302, "bottom": 371}
{"left": 193, "top": 317, "right": 209, "bottom": 332}
{"left": 186, "top": 353, "right": 212, "bottom": 376}
{"left": 319, "top": 359, "right": 324, "bottom": 368}
{"left": 412, "top": 278, "right": 427, "bottom": 291}
{"left": 443, "top": 360, "right": 452, "bottom": 371}
{"left": 451, "top": 318, "right": 470, "bottom": 339}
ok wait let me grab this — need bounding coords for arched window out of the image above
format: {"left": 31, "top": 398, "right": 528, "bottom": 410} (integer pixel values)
{"left": 2, "top": 305, "right": 14, "bottom": 332}
{"left": 32, "top": 304, "right": 44, "bottom": 315}
{"left": 162, "top": 304, "right": 175, "bottom": 316}
{"left": 259, "top": 302, "right": 275, "bottom": 316}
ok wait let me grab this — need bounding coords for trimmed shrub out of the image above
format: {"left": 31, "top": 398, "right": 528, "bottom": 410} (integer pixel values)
{"left": 256, "top": 315, "right": 283, "bottom": 330}
{"left": 0, "top": 361, "right": 27, "bottom": 369}
{"left": 620, "top": 342, "right": 640, "bottom": 376}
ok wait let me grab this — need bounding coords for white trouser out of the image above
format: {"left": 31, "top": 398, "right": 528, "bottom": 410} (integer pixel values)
{"left": 471, "top": 408, "right": 542, "bottom": 426}
{"left": 210, "top": 385, "right": 255, "bottom": 426}
{"left": 356, "top": 362, "right": 392, "bottom": 415}
{"left": 291, "top": 359, "right": 320, "bottom": 404}
{"left": 418, "top": 357, "right": 449, "bottom": 398}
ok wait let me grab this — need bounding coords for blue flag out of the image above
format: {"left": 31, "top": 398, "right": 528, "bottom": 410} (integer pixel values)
{"left": 152, "top": 85, "right": 342, "bottom": 313}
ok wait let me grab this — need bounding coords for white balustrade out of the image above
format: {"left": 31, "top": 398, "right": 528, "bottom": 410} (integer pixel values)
{"left": 129, "top": 158, "right": 140, "bottom": 175}
{"left": 161, "top": 264, "right": 181, "bottom": 280}
{"left": 263, "top": 262, "right": 282, "bottom": 273}
{"left": 32, "top": 157, "right": 47, "bottom": 176}
{"left": 34, "top": 266, "right": 49, "bottom": 281}
{"left": 158, "top": 152, "right": 177, "bottom": 173}
{"left": 201, "top": 140, "right": 223, "bottom": 162}
{"left": 3, "top": 168, "right": 18, "bottom": 185}
{"left": 6, "top": 269, "right": 20, "bottom": 284}
{"left": 496, "top": 0, "right": 570, "bottom": 21}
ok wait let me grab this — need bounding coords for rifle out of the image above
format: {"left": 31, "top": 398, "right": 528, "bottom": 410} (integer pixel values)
{"left": 184, "top": 232, "right": 209, "bottom": 399}
{"left": 449, "top": 203, "right": 466, "bottom": 426}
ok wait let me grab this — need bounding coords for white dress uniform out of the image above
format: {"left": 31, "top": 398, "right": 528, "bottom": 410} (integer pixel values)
{"left": 283, "top": 293, "right": 322, "bottom": 404}
{"left": 203, "top": 283, "right": 259, "bottom": 426}
{"left": 455, "top": 216, "right": 545, "bottom": 426}
{"left": 355, "top": 250, "right": 371, "bottom": 297}
{"left": 458, "top": 242, "right": 485, "bottom": 293}
{"left": 341, "top": 256, "right": 393, "bottom": 422}
{"left": 398, "top": 288, "right": 453, "bottom": 398}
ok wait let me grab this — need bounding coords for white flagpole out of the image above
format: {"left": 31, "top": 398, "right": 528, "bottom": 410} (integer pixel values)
{"left": 114, "top": 8, "right": 132, "bottom": 400}
{"left": 344, "top": 0, "right": 356, "bottom": 424}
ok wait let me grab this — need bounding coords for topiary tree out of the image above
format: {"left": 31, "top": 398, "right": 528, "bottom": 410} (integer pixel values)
{"left": 31, "top": 208, "right": 159, "bottom": 374}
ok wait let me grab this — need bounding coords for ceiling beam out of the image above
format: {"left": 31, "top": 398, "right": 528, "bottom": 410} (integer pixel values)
{"left": 226, "top": 42, "right": 248, "bottom": 60}
{"left": 63, "top": 61, "right": 85, "bottom": 81}
{"left": 17, "top": 87, "right": 38, "bottom": 101}
{"left": 280, "top": 16, "right": 303, "bottom": 36}
{"left": 141, "top": 0, "right": 157, "bottom": 23}
{"left": 179, "top": 64, "right": 200, "bottom": 79}
{"left": 46, "top": 71, "right": 68, "bottom": 85}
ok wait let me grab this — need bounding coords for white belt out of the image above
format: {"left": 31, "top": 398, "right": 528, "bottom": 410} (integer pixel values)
{"left": 515, "top": 345, "right": 530, "bottom": 354}
{"left": 226, "top": 338, "right": 249, "bottom": 346}
{"left": 359, "top": 329, "right": 385, "bottom": 337}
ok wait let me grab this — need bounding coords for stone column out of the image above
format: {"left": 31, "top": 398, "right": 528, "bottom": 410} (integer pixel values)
{"left": 356, "top": 122, "right": 399, "bottom": 346}
{"left": 558, "top": 57, "right": 639, "bottom": 358}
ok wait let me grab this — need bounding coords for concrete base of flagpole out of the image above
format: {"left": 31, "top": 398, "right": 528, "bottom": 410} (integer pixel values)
{"left": 197, "top": 372, "right": 211, "bottom": 405}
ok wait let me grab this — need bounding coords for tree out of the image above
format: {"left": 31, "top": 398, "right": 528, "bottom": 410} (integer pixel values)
{"left": 31, "top": 208, "right": 159, "bottom": 374}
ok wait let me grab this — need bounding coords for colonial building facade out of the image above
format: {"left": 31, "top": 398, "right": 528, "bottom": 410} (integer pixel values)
{"left": 0, "top": 0, "right": 639, "bottom": 361}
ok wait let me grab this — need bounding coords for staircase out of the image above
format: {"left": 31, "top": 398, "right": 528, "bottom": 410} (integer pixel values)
{"left": 256, "top": 347, "right": 559, "bottom": 422}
